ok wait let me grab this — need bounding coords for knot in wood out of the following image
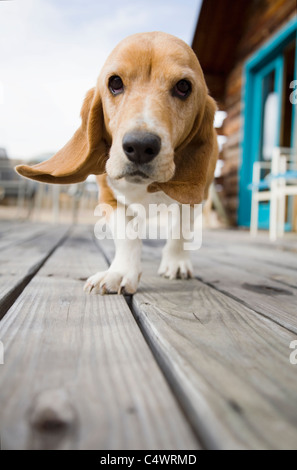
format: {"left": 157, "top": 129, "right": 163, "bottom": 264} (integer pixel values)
{"left": 29, "top": 389, "right": 76, "bottom": 433}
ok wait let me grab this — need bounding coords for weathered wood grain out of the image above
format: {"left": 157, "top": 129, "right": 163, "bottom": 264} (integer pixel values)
{"left": 199, "top": 241, "right": 297, "bottom": 289}
{"left": 237, "top": 0, "right": 296, "bottom": 60}
{"left": 131, "top": 249, "right": 297, "bottom": 450}
{"left": 141, "top": 236, "right": 297, "bottom": 332}
{"left": 203, "top": 228, "right": 297, "bottom": 257}
{"left": 194, "top": 256, "right": 297, "bottom": 333}
{"left": 0, "top": 219, "right": 27, "bottom": 235}
{"left": 191, "top": 246, "right": 297, "bottom": 332}
{"left": 0, "top": 225, "right": 70, "bottom": 320}
{"left": 96, "top": 236, "right": 297, "bottom": 449}
{"left": 0, "top": 226, "right": 198, "bottom": 450}
{"left": 0, "top": 222, "right": 49, "bottom": 251}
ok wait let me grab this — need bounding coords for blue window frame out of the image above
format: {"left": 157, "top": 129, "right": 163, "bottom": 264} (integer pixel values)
{"left": 238, "top": 16, "right": 297, "bottom": 228}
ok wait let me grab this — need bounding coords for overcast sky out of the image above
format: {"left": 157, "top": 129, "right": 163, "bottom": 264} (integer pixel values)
{"left": 0, "top": 0, "right": 202, "bottom": 160}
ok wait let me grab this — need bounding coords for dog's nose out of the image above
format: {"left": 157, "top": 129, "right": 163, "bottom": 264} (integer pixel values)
{"left": 122, "top": 132, "right": 161, "bottom": 164}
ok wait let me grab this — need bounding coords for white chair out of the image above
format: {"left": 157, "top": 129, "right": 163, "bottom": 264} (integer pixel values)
{"left": 250, "top": 147, "right": 297, "bottom": 241}
{"left": 269, "top": 147, "right": 297, "bottom": 240}
{"left": 250, "top": 160, "right": 272, "bottom": 237}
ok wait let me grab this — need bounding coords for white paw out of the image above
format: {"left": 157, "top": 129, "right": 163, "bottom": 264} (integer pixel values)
{"left": 84, "top": 268, "right": 141, "bottom": 295}
{"left": 158, "top": 254, "right": 193, "bottom": 280}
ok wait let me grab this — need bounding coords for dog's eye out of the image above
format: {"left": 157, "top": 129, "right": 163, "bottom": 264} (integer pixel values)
{"left": 109, "top": 75, "right": 124, "bottom": 95}
{"left": 173, "top": 80, "right": 192, "bottom": 99}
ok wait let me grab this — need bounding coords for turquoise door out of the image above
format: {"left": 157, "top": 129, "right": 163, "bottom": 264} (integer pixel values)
{"left": 251, "top": 57, "right": 284, "bottom": 229}
{"left": 238, "top": 17, "right": 297, "bottom": 228}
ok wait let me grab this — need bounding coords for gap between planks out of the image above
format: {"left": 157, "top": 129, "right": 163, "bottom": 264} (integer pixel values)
{"left": 96, "top": 236, "right": 297, "bottom": 449}
{"left": 142, "top": 239, "right": 297, "bottom": 335}
{"left": 0, "top": 225, "right": 199, "bottom": 450}
{"left": 0, "top": 224, "right": 71, "bottom": 320}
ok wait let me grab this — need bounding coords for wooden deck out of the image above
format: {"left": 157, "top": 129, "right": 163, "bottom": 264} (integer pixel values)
{"left": 0, "top": 221, "right": 297, "bottom": 450}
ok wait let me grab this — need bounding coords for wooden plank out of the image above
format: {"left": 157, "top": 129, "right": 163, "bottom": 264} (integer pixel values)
{"left": 0, "top": 222, "right": 51, "bottom": 251}
{"left": 0, "top": 224, "right": 70, "bottom": 320}
{"left": 221, "top": 176, "right": 238, "bottom": 197}
{"left": 203, "top": 229, "right": 297, "bottom": 266}
{"left": 140, "top": 237, "right": 297, "bottom": 333}
{"left": 0, "top": 219, "right": 28, "bottom": 235}
{"left": 96, "top": 237, "right": 297, "bottom": 448}
{"left": 130, "top": 247, "right": 297, "bottom": 450}
{"left": 244, "top": 236, "right": 297, "bottom": 256}
{"left": 0, "top": 226, "right": 198, "bottom": 450}
{"left": 237, "top": 0, "right": 296, "bottom": 60}
{"left": 193, "top": 253, "right": 297, "bottom": 333}
{"left": 200, "top": 240, "right": 297, "bottom": 289}
{"left": 192, "top": 0, "right": 250, "bottom": 76}
{"left": 223, "top": 131, "right": 241, "bottom": 150}
{"left": 96, "top": 232, "right": 297, "bottom": 314}
{"left": 0, "top": 220, "right": 43, "bottom": 242}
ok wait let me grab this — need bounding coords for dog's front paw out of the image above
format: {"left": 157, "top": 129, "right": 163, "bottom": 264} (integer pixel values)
{"left": 84, "top": 268, "right": 141, "bottom": 295}
{"left": 158, "top": 253, "right": 193, "bottom": 280}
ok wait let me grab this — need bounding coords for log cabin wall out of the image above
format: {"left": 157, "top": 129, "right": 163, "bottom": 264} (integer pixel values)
{"left": 192, "top": 0, "right": 297, "bottom": 226}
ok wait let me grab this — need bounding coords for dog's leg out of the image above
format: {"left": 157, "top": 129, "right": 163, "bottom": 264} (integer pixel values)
{"left": 84, "top": 206, "right": 142, "bottom": 295}
{"left": 158, "top": 205, "right": 194, "bottom": 280}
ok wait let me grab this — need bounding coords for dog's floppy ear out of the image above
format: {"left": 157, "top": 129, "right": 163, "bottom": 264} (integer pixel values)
{"left": 16, "top": 87, "right": 108, "bottom": 184}
{"left": 148, "top": 95, "right": 218, "bottom": 204}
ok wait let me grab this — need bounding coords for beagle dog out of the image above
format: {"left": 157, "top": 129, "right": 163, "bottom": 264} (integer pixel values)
{"left": 16, "top": 32, "right": 218, "bottom": 295}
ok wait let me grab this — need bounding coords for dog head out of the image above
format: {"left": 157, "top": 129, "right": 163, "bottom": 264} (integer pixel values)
{"left": 16, "top": 32, "right": 218, "bottom": 204}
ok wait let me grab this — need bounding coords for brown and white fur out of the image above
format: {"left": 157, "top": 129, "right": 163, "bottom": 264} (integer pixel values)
{"left": 16, "top": 32, "right": 218, "bottom": 295}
